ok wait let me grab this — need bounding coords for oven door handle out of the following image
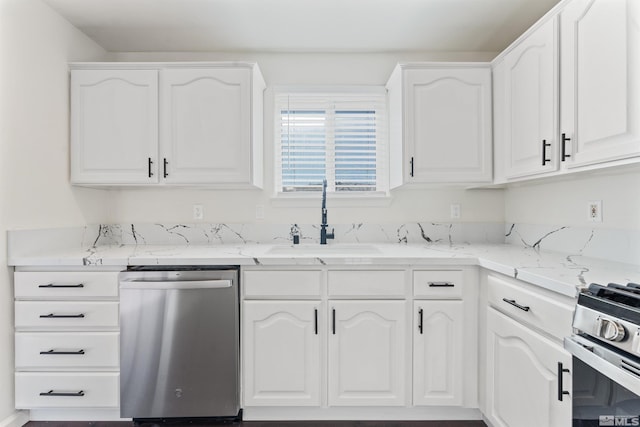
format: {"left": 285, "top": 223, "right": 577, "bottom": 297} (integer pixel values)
{"left": 564, "top": 336, "right": 640, "bottom": 397}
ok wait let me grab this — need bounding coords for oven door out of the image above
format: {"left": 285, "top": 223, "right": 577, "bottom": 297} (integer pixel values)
{"left": 565, "top": 335, "right": 640, "bottom": 426}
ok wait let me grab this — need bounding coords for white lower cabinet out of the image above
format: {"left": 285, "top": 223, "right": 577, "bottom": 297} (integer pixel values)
{"left": 13, "top": 270, "right": 121, "bottom": 412}
{"left": 328, "top": 301, "right": 406, "bottom": 406}
{"left": 243, "top": 301, "right": 321, "bottom": 406}
{"left": 413, "top": 301, "right": 463, "bottom": 406}
{"left": 485, "top": 308, "right": 571, "bottom": 427}
{"left": 15, "top": 372, "right": 119, "bottom": 409}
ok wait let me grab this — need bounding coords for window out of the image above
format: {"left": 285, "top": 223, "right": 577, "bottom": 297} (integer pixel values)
{"left": 275, "top": 90, "right": 388, "bottom": 195}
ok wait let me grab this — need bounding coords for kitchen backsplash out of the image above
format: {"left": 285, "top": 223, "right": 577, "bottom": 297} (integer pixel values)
{"left": 505, "top": 223, "right": 640, "bottom": 266}
{"left": 85, "top": 222, "right": 506, "bottom": 246}
{"left": 8, "top": 222, "right": 638, "bottom": 266}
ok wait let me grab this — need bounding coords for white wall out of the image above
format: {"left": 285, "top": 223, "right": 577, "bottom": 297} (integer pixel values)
{"left": 504, "top": 166, "right": 640, "bottom": 231}
{"left": 0, "top": 0, "right": 109, "bottom": 420}
{"left": 109, "top": 51, "right": 505, "bottom": 225}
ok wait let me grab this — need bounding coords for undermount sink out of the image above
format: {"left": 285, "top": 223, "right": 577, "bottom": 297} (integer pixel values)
{"left": 266, "top": 244, "right": 381, "bottom": 256}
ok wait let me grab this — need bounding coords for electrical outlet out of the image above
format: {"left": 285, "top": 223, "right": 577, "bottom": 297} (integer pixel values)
{"left": 255, "top": 204, "right": 265, "bottom": 220}
{"left": 450, "top": 203, "right": 461, "bottom": 219}
{"left": 588, "top": 200, "right": 602, "bottom": 222}
{"left": 193, "top": 204, "right": 204, "bottom": 220}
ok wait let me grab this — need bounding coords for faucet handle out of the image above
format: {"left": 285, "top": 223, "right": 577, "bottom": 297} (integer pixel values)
{"left": 327, "top": 228, "right": 335, "bottom": 240}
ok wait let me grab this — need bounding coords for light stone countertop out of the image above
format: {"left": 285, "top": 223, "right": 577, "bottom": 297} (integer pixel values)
{"left": 9, "top": 242, "right": 640, "bottom": 298}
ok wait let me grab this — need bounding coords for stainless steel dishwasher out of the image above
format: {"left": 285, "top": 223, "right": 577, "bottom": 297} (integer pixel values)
{"left": 119, "top": 266, "right": 240, "bottom": 421}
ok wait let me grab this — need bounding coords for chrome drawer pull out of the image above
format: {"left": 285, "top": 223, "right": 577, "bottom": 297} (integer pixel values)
{"left": 38, "top": 283, "right": 84, "bottom": 288}
{"left": 502, "top": 298, "right": 530, "bottom": 312}
{"left": 428, "top": 282, "right": 455, "bottom": 287}
{"left": 39, "top": 313, "right": 85, "bottom": 318}
{"left": 40, "top": 349, "right": 85, "bottom": 355}
{"left": 39, "top": 390, "right": 85, "bottom": 397}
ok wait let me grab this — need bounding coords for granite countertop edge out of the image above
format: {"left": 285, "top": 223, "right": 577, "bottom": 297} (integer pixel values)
{"left": 9, "top": 243, "right": 640, "bottom": 299}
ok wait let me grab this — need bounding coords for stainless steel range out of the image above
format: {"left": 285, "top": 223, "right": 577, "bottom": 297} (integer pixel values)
{"left": 565, "top": 283, "right": 640, "bottom": 426}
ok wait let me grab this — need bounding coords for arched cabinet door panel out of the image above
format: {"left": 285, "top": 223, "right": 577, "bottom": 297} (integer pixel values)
{"left": 328, "top": 300, "right": 406, "bottom": 406}
{"left": 560, "top": 0, "right": 640, "bottom": 168}
{"left": 71, "top": 69, "right": 159, "bottom": 184}
{"left": 243, "top": 301, "right": 321, "bottom": 406}
{"left": 485, "top": 308, "right": 571, "bottom": 427}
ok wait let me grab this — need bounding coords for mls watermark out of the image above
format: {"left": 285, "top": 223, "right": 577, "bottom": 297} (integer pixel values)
{"left": 600, "top": 415, "right": 640, "bottom": 426}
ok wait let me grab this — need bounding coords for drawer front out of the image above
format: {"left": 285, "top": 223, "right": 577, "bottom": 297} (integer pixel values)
{"left": 413, "top": 270, "right": 464, "bottom": 299}
{"left": 15, "top": 301, "right": 119, "bottom": 329}
{"left": 244, "top": 270, "right": 322, "bottom": 297}
{"left": 15, "top": 332, "right": 119, "bottom": 369}
{"left": 14, "top": 271, "right": 119, "bottom": 299}
{"left": 487, "top": 275, "right": 574, "bottom": 340}
{"left": 15, "top": 372, "right": 119, "bottom": 408}
{"left": 328, "top": 270, "right": 405, "bottom": 297}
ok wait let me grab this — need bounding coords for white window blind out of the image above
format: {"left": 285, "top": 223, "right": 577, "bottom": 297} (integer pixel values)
{"left": 275, "top": 91, "right": 388, "bottom": 194}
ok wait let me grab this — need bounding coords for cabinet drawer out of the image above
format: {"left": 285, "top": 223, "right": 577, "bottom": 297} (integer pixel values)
{"left": 413, "top": 270, "right": 464, "bottom": 299}
{"left": 487, "top": 275, "right": 574, "bottom": 340}
{"left": 244, "top": 270, "right": 322, "bottom": 297}
{"left": 15, "top": 272, "right": 119, "bottom": 299}
{"left": 15, "top": 372, "right": 119, "bottom": 408}
{"left": 15, "top": 301, "right": 119, "bottom": 329}
{"left": 328, "top": 270, "right": 405, "bottom": 297}
{"left": 15, "top": 332, "right": 119, "bottom": 370}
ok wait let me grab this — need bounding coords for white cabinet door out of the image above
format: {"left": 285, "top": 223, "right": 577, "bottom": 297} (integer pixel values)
{"left": 502, "top": 17, "right": 559, "bottom": 179}
{"left": 413, "top": 301, "right": 463, "bottom": 406}
{"left": 243, "top": 301, "right": 321, "bottom": 406}
{"left": 328, "top": 301, "right": 405, "bottom": 406}
{"left": 486, "top": 308, "right": 571, "bottom": 427}
{"left": 560, "top": 0, "right": 640, "bottom": 168}
{"left": 71, "top": 69, "right": 158, "bottom": 184}
{"left": 403, "top": 66, "right": 492, "bottom": 183}
{"left": 160, "top": 68, "right": 252, "bottom": 184}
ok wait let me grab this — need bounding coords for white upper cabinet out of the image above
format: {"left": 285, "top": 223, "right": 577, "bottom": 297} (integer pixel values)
{"left": 71, "top": 69, "right": 159, "bottom": 184}
{"left": 560, "top": 0, "right": 640, "bottom": 168}
{"left": 387, "top": 64, "right": 493, "bottom": 186}
{"left": 499, "top": 18, "right": 559, "bottom": 179}
{"left": 161, "top": 68, "right": 254, "bottom": 184}
{"left": 494, "top": 0, "right": 640, "bottom": 183}
{"left": 70, "top": 63, "right": 265, "bottom": 187}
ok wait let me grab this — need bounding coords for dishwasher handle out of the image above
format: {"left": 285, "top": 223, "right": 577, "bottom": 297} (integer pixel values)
{"left": 120, "top": 279, "right": 232, "bottom": 290}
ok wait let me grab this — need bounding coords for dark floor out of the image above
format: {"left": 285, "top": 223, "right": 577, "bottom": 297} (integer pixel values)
{"left": 27, "top": 421, "right": 487, "bottom": 427}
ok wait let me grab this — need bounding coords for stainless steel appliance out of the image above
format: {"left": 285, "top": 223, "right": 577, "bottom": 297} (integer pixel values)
{"left": 119, "top": 266, "right": 240, "bottom": 421}
{"left": 565, "top": 282, "right": 640, "bottom": 426}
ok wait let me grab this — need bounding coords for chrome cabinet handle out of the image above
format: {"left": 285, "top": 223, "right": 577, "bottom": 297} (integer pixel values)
{"left": 428, "top": 282, "right": 454, "bottom": 287}
{"left": 38, "top": 283, "right": 84, "bottom": 288}
{"left": 40, "top": 349, "right": 85, "bottom": 355}
{"left": 39, "top": 313, "right": 85, "bottom": 318}
{"left": 39, "top": 390, "right": 84, "bottom": 397}
{"left": 502, "top": 298, "right": 530, "bottom": 312}
{"left": 557, "top": 362, "right": 570, "bottom": 401}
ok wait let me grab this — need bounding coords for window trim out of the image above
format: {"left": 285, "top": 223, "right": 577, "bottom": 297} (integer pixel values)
{"left": 273, "top": 86, "right": 390, "bottom": 200}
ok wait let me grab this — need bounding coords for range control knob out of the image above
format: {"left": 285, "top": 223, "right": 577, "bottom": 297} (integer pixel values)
{"left": 596, "top": 317, "right": 626, "bottom": 342}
